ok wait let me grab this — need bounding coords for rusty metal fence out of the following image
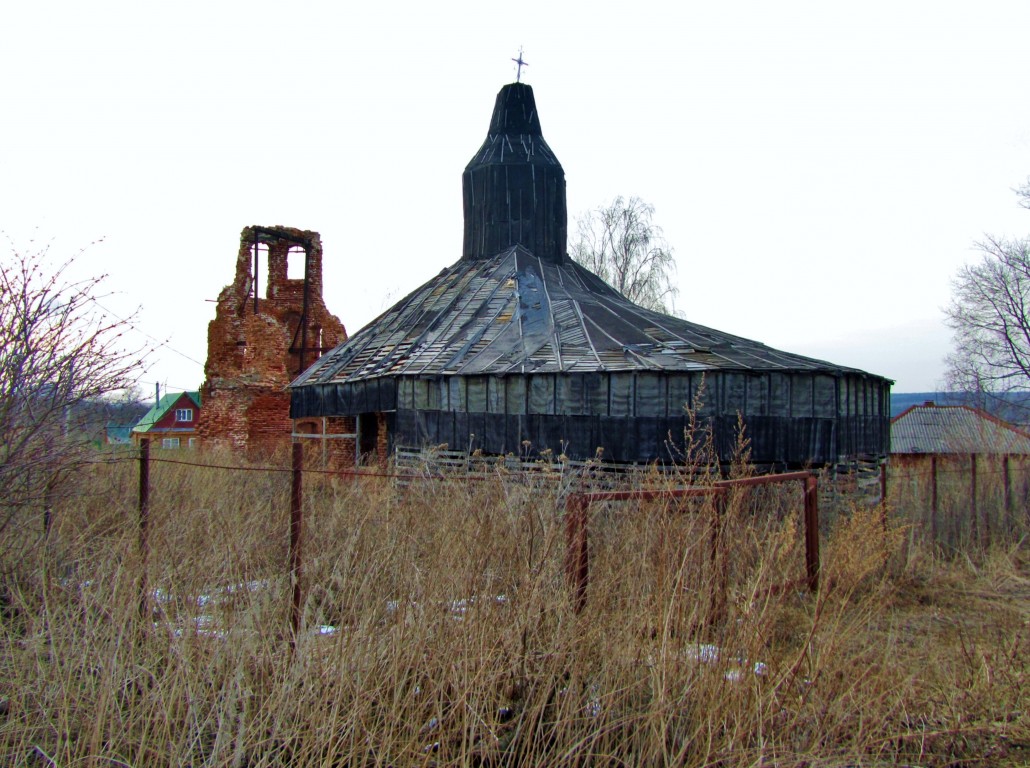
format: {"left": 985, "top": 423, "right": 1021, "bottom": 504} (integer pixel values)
{"left": 886, "top": 454, "right": 1030, "bottom": 551}
{"left": 22, "top": 436, "right": 1018, "bottom": 691}
{"left": 132, "top": 440, "right": 827, "bottom": 650}
{"left": 563, "top": 472, "right": 820, "bottom": 615}
{"left": 87, "top": 439, "right": 1030, "bottom": 661}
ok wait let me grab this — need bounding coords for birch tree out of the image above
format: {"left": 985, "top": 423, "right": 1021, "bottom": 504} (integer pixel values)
{"left": 570, "top": 196, "right": 679, "bottom": 313}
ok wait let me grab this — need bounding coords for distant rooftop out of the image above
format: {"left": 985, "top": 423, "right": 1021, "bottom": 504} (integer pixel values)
{"left": 891, "top": 402, "right": 1030, "bottom": 454}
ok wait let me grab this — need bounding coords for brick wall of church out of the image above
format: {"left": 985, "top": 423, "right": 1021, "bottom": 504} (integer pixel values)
{"left": 196, "top": 226, "right": 346, "bottom": 453}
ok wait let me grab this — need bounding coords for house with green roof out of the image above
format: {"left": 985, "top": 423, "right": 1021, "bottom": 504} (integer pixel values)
{"left": 132, "top": 391, "right": 201, "bottom": 449}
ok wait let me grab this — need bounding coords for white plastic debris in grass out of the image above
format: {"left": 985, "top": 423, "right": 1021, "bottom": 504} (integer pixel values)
{"left": 384, "top": 595, "right": 509, "bottom": 623}
{"left": 652, "top": 643, "right": 768, "bottom": 682}
{"left": 164, "top": 614, "right": 228, "bottom": 640}
{"left": 195, "top": 579, "right": 270, "bottom": 608}
{"left": 447, "top": 594, "right": 508, "bottom": 620}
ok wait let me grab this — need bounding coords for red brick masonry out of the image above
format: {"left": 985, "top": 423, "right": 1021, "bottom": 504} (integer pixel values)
{"left": 197, "top": 226, "right": 346, "bottom": 454}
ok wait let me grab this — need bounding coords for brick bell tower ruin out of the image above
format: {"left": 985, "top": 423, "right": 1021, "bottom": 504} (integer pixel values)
{"left": 197, "top": 225, "right": 346, "bottom": 452}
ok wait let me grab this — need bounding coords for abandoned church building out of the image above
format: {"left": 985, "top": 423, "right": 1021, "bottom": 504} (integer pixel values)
{"left": 288, "top": 82, "right": 892, "bottom": 468}
{"left": 197, "top": 226, "right": 346, "bottom": 452}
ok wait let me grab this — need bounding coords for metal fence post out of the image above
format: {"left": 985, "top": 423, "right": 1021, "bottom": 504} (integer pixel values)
{"left": 138, "top": 438, "right": 151, "bottom": 622}
{"left": 879, "top": 461, "right": 887, "bottom": 505}
{"left": 565, "top": 494, "right": 588, "bottom": 614}
{"left": 709, "top": 487, "right": 728, "bottom": 625}
{"left": 880, "top": 461, "right": 888, "bottom": 530}
{"left": 930, "top": 455, "right": 938, "bottom": 543}
{"left": 290, "top": 442, "right": 304, "bottom": 648}
{"left": 969, "top": 453, "right": 979, "bottom": 547}
{"left": 42, "top": 478, "right": 54, "bottom": 542}
{"left": 1003, "top": 454, "right": 1012, "bottom": 521}
{"left": 803, "top": 473, "right": 820, "bottom": 592}
{"left": 981, "top": 454, "right": 990, "bottom": 548}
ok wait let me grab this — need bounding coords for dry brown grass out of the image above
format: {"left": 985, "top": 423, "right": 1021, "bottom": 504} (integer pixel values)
{"left": 0, "top": 450, "right": 1027, "bottom": 766}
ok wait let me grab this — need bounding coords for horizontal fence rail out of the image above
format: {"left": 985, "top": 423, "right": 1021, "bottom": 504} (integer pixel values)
{"left": 122, "top": 442, "right": 1029, "bottom": 649}
{"left": 563, "top": 472, "right": 820, "bottom": 614}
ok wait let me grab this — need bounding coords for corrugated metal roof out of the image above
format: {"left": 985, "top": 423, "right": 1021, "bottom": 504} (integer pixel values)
{"left": 292, "top": 246, "right": 880, "bottom": 389}
{"left": 890, "top": 404, "right": 1030, "bottom": 454}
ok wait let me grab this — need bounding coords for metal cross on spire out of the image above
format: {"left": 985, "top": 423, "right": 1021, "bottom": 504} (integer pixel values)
{"left": 512, "top": 48, "right": 528, "bottom": 82}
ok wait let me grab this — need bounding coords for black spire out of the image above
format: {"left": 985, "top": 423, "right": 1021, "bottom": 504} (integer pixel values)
{"left": 461, "top": 83, "right": 567, "bottom": 264}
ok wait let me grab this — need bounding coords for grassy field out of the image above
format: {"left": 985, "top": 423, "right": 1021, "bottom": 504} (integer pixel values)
{"left": 0, "top": 451, "right": 1027, "bottom": 767}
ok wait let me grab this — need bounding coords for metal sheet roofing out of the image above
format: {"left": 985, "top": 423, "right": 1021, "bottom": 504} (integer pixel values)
{"left": 292, "top": 246, "right": 882, "bottom": 389}
{"left": 890, "top": 404, "right": 1030, "bottom": 454}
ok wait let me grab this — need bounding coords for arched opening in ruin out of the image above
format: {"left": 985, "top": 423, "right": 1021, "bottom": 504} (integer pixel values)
{"left": 312, "top": 325, "right": 323, "bottom": 358}
{"left": 287, "top": 245, "right": 306, "bottom": 280}
{"left": 247, "top": 241, "right": 270, "bottom": 307}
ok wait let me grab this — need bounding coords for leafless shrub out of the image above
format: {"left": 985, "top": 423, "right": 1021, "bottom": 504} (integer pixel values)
{"left": 0, "top": 235, "right": 145, "bottom": 543}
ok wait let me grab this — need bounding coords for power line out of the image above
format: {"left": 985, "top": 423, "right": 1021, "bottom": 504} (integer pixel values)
{"left": 88, "top": 294, "right": 204, "bottom": 366}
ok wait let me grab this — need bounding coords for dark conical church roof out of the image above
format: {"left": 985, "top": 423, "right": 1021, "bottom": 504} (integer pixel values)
{"left": 462, "top": 83, "right": 567, "bottom": 264}
{"left": 291, "top": 81, "right": 891, "bottom": 466}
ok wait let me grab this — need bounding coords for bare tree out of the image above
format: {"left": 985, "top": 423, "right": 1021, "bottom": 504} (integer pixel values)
{"left": 1017, "top": 175, "right": 1030, "bottom": 210}
{"left": 945, "top": 179, "right": 1030, "bottom": 413}
{"left": 570, "top": 196, "right": 679, "bottom": 313}
{"left": 0, "top": 237, "right": 144, "bottom": 536}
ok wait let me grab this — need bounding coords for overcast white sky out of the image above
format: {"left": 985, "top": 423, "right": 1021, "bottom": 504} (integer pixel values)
{"left": 3, "top": 1, "right": 1030, "bottom": 395}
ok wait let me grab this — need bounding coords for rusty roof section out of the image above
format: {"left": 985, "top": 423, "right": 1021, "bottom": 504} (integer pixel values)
{"left": 292, "top": 245, "right": 880, "bottom": 388}
{"left": 891, "top": 403, "right": 1030, "bottom": 454}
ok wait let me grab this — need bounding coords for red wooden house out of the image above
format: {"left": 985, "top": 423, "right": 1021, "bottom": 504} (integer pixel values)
{"left": 131, "top": 391, "right": 201, "bottom": 449}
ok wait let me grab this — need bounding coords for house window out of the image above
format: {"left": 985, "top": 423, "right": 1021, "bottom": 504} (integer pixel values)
{"left": 175, "top": 408, "right": 193, "bottom": 422}
{"left": 162, "top": 437, "right": 180, "bottom": 449}
{"left": 188, "top": 438, "right": 197, "bottom": 449}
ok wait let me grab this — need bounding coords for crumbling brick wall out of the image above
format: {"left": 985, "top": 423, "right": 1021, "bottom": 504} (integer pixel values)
{"left": 197, "top": 226, "right": 347, "bottom": 453}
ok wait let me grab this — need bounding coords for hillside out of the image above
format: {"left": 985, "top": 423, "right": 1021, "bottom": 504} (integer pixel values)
{"left": 891, "top": 391, "right": 1030, "bottom": 423}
